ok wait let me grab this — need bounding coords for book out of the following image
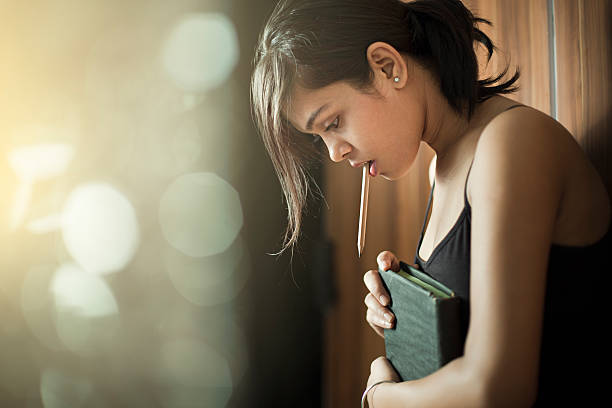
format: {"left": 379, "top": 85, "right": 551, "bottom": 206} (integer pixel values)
{"left": 378, "top": 261, "right": 464, "bottom": 381}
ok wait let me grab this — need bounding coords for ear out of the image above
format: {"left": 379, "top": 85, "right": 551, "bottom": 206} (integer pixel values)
{"left": 366, "top": 42, "right": 409, "bottom": 91}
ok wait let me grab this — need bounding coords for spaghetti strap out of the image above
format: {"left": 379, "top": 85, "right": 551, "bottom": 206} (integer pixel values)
{"left": 463, "top": 159, "right": 475, "bottom": 207}
{"left": 503, "top": 104, "right": 525, "bottom": 112}
{"left": 417, "top": 180, "right": 435, "bottom": 251}
{"left": 464, "top": 103, "right": 524, "bottom": 207}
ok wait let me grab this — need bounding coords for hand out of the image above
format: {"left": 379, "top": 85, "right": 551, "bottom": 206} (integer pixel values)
{"left": 363, "top": 251, "right": 401, "bottom": 338}
{"left": 366, "top": 356, "right": 401, "bottom": 407}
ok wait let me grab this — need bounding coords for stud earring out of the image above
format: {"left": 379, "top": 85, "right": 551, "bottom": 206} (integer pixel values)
{"left": 393, "top": 76, "right": 400, "bottom": 83}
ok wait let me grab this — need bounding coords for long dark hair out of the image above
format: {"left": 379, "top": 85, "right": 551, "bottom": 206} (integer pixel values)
{"left": 251, "top": 0, "right": 520, "bottom": 255}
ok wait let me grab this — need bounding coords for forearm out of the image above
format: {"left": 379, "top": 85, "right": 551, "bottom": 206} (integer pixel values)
{"left": 373, "top": 357, "right": 487, "bottom": 408}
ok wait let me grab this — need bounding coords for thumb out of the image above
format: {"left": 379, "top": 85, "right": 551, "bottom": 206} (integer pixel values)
{"left": 377, "top": 251, "right": 400, "bottom": 272}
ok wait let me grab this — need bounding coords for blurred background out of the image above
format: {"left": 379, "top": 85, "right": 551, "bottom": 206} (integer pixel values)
{"left": 0, "top": 0, "right": 328, "bottom": 407}
{"left": 1, "top": 0, "right": 610, "bottom": 407}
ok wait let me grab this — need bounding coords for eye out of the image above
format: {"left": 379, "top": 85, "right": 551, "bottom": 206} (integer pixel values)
{"left": 325, "top": 116, "right": 340, "bottom": 132}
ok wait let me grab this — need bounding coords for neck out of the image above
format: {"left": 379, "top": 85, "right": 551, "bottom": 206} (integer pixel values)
{"left": 421, "top": 89, "right": 495, "bottom": 180}
{"left": 422, "top": 92, "right": 472, "bottom": 160}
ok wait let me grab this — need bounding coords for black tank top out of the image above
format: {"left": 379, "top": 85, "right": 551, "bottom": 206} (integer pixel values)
{"left": 413, "top": 104, "right": 612, "bottom": 406}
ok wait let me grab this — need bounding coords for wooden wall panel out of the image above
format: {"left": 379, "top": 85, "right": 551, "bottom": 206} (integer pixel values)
{"left": 466, "top": 0, "right": 552, "bottom": 114}
{"left": 322, "top": 144, "right": 433, "bottom": 407}
{"left": 321, "top": 161, "right": 360, "bottom": 407}
{"left": 555, "top": 0, "right": 612, "bottom": 198}
{"left": 554, "top": 0, "right": 583, "bottom": 138}
{"left": 322, "top": 155, "right": 402, "bottom": 407}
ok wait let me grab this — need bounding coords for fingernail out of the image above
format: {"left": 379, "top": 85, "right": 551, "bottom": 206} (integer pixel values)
{"left": 384, "top": 312, "right": 393, "bottom": 322}
{"left": 380, "top": 295, "right": 389, "bottom": 305}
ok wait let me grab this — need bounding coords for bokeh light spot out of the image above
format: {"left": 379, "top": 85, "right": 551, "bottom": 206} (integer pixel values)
{"left": 158, "top": 172, "right": 243, "bottom": 257}
{"left": 155, "top": 338, "right": 233, "bottom": 407}
{"left": 163, "top": 235, "right": 250, "bottom": 306}
{"left": 21, "top": 265, "right": 64, "bottom": 351}
{"left": 162, "top": 13, "right": 239, "bottom": 92}
{"left": 157, "top": 307, "right": 250, "bottom": 389}
{"left": 50, "top": 263, "right": 119, "bottom": 318}
{"left": 40, "top": 368, "right": 93, "bottom": 408}
{"left": 61, "top": 183, "right": 140, "bottom": 275}
{"left": 50, "top": 263, "right": 121, "bottom": 356}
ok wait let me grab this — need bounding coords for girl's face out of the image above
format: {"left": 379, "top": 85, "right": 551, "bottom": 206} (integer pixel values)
{"left": 288, "top": 78, "right": 425, "bottom": 180}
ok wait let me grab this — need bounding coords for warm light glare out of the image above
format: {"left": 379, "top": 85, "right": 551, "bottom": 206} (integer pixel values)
{"left": 27, "top": 213, "right": 63, "bottom": 234}
{"left": 7, "top": 143, "right": 75, "bottom": 230}
{"left": 3, "top": 2, "right": 252, "bottom": 406}
{"left": 8, "top": 143, "right": 75, "bottom": 182}
{"left": 10, "top": 183, "right": 32, "bottom": 231}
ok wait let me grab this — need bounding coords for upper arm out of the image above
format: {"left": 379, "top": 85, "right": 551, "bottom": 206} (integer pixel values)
{"left": 464, "top": 109, "right": 569, "bottom": 405}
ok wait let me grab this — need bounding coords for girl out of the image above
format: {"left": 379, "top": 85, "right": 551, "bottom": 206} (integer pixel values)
{"left": 250, "top": 0, "right": 611, "bottom": 406}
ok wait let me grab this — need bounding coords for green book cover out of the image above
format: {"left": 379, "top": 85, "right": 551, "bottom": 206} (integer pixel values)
{"left": 379, "top": 261, "right": 464, "bottom": 381}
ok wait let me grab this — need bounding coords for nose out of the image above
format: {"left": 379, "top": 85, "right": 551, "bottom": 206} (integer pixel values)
{"left": 326, "top": 138, "right": 352, "bottom": 163}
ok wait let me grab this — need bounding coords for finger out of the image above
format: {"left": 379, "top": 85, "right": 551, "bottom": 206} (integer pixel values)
{"left": 377, "top": 251, "right": 400, "bottom": 272}
{"left": 366, "top": 309, "right": 387, "bottom": 338}
{"left": 363, "top": 269, "right": 390, "bottom": 306}
{"left": 366, "top": 304, "right": 394, "bottom": 330}
{"left": 364, "top": 293, "right": 395, "bottom": 327}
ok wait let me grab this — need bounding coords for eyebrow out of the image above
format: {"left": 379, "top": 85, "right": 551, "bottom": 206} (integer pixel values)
{"left": 305, "top": 104, "right": 329, "bottom": 132}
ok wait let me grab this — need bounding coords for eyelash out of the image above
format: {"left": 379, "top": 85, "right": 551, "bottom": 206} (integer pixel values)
{"left": 325, "top": 116, "right": 340, "bottom": 132}
{"left": 312, "top": 116, "right": 340, "bottom": 145}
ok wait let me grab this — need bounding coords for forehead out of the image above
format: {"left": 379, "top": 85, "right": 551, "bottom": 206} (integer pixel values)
{"left": 287, "top": 81, "right": 356, "bottom": 132}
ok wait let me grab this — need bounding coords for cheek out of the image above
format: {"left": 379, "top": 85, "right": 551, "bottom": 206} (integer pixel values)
{"left": 384, "top": 127, "right": 422, "bottom": 179}
{"left": 347, "top": 113, "right": 381, "bottom": 149}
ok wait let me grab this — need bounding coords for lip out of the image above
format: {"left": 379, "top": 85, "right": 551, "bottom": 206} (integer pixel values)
{"left": 350, "top": 160, "right": 369, "bottom": 168}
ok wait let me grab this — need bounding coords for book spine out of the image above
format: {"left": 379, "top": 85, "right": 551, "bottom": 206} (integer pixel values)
{"left": 435, "top": 297, "right": 464, "bottom": 366}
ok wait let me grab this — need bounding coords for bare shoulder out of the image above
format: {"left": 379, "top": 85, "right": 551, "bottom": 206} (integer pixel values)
{"left": 478, "top": 105, "right": 573, "bottom": 170}
{"left": 486, "top": 104, "right": 573, "bottom": 144}
{"left": 470, "top": 105, "right": 568, "bottom": 200}
{"left": 470, "top": 105, "right": 611, "bottom": 245}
